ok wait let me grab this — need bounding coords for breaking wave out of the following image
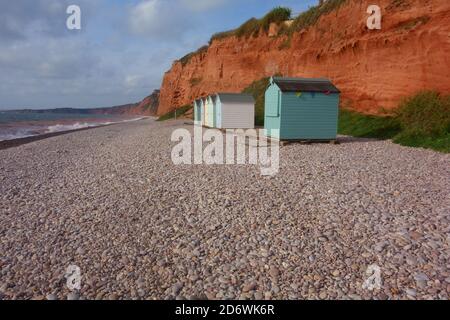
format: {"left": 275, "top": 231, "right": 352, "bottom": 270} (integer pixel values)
{"left": 0, "top": 117, "right": 146, "bottom": 142}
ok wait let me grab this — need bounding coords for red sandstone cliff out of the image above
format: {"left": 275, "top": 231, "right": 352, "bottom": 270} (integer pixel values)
{"left": 158, "top": 0, "right": 450, "bottom": 115}
{"left": 90, "top": 90, "right": 160, "bottom": 116}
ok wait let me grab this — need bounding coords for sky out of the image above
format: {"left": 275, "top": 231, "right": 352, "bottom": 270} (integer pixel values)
{"left": 0, "top": 0, "right": 318, "bottom": 110}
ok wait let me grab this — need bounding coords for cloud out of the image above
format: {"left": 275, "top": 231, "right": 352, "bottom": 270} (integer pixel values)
{"left": 128, "top": 0, "right": 190, "bottom": 40}
{"left": 0, "top": 0, "right": 98, "bottom": 42}
{"left": 180, "top": 0, "right": 227, "bottom": 12}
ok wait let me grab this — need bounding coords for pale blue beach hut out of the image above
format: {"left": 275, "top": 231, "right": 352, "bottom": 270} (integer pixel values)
{"left": 193, "top": 99, "right": 202, "bottom": 125}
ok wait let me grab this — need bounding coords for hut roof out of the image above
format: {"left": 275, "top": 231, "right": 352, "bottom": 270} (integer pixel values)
{"left": 216, "top": 93, "right": 255, "bottom": 104}
{"left": 273, "top": 77, "right": 340, "bottom": 93}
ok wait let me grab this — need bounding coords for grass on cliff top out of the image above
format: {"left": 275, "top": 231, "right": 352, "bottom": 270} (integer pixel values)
{"left": 242, "top": 77, "right": 449, "bottom": 153}
{"left": 179, "top": 46, "right": 208, "bottom": 67}
{"left": 210, "top": 1, "right": 348, "bottom": 43}
{"left": 157, "top": 105, "right": 192, "bottom": 122}
{"left": 287, "top": 0, "right": 347, "bottom": 34}
{"left": 182, "top": 2, "right": 348, "bottom": 67}
{"left": 210, "top": 7, "right": 291, "bottom": 43}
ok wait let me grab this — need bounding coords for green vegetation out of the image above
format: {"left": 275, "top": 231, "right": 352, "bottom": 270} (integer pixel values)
{"left": 189, "top": 77, "right": 203, "bottom": 86}
{"left": 397, "top": 15, "right": 430, "bottom": 31}
{"left": 235, "top": 18, "right": 260, "bottom": 38}
{"left": 393, "top": 91, "right": 450, "bottom": 152}
{"left": 387, "top": 0, "right": 411, "bottom": 10}
{"left": 209, "top": 30, "right": 235, "bottom": 44}
{"left": 157, "top": 105, "right": 192, "bottom": 121}
{"left": 287, "top": 0, "right": 347, "bottom": 34}
{"left": 210, "top": 7, "right": 291, "bottom": 43}
{"left": 210, "top": 1, "right": 348, "bottom": 44}
{"left": 179, "top": 46, "right": 208, "bottom": 67}
{"left": 339, "top": 91, "right": 450, "bottom": 152}
{"left": 338, "top": 110, "right": 401, "bottom": 140}
{"left": 260, "top": 7, "right": 292, "bottom": 31}
{"left": 242, "top": 77, "right": 272, "bottom": 126}
{"left": 194, "top": 3, "right": 350, "bottom": 63}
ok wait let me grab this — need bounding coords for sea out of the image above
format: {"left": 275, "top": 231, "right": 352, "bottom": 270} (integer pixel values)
{"left": 0, "top": 110, "right": 145, "bottom": 142}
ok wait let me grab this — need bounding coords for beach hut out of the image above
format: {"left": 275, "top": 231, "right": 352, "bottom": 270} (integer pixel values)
{"left": 264, "top": 77, "right": 340, "bottom": 140}
{"left": 214, "top": 93, "right": 255, "bottom": 129}
{"left": 193, "top": 99, "right": 203, "bottom": 125}
{"left": 201, "top": 98, "right": 206, "bottom": 126}
{"left": 204, "top": 96, "right": 216, "bottom": 127}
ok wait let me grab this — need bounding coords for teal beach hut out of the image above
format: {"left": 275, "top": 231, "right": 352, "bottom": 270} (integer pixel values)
{"left": 264, "top": 77, "right": 340, "bottom": 140}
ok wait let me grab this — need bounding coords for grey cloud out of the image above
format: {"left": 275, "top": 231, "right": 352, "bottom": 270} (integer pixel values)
{"left": 0, "top": 0, "right": 98, "bottom": 42}
{"left": 128, "top": 0, "right": 191, "bottom": 40}
{"left": 0, "top": 0, "right": 227, "bottom": 109}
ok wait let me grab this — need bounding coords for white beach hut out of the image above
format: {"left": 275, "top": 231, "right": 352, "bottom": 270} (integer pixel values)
{"left": 214, "top": 93, "right": 255, "bottom": 129}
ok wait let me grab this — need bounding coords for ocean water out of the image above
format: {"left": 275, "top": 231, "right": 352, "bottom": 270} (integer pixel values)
{"left": 0, "top": 111, "right": 144, "bottom": 141}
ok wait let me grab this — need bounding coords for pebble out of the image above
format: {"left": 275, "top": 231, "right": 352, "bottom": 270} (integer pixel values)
{"left": 269, "top": 266, "right": 279, "bottom": 278}
{"left": 254, "top": 292, "right": 263, "bottom": 300}
{"left": 46, "top": 294, "right": 57, "bottom": 301}
{"left": 172, "top": 282, "right": 184, "bottom": 296}
{"left": 406, "top": 288, "right": 417, "bottom": 297}
{"left": 319, "top": 292, "right": 327, "bottom": 299}
{"left": 242, "top": 282, "right": 257, "bottom": 292}
{"left": 0, "top": 119, "right": 448, "bottom": 300}
{"left": 67, "top": 292, "right": 80, "bottom": 300}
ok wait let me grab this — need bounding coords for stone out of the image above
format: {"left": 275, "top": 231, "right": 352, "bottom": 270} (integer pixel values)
{"left": 254, "top": 292, "right": 263, "bottom": 300}
{"left": 172, "top": 282, "right": 184, "bottom": 296}
{"left": 242, "top": 282, "right": 257, "bottom": 292}
{"left": 406, "top": 288, "right": 417, "bottom": 297}
{"left": 46, "top": 294, "right": 57, "bottom": 300}
{"left": 67, "top": 292, "right": 80, "bottom": 300}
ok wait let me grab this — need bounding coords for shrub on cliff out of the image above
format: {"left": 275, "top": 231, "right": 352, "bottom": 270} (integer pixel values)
{"left": 210, "top": 7, "right": 292, "bottom": 43}
{"left": 235, "top": 18, "right": 260, "bottom": 38}
{"left": 339, "top": 91, "right": 449, "bottom": 152}
{"left": 179, "top": 46, "right": 208, "bottom": 67}
{"left": 393, "top": 91, "right": 450, "bottom": 152}
{"left": 261, "top": 7, "right": 292, "bottom": 31}
{"left": 289, "top": 0, "right": 347, "bottom": 33}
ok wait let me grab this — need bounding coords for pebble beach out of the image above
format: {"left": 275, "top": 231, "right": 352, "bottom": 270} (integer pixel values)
{"left": 0, "top": 118, "right": 449, "bottom": 300}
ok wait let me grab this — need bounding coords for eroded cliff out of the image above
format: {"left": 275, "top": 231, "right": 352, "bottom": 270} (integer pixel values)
{"left": 158, "top": 0, "right": 450, "bottom": 115}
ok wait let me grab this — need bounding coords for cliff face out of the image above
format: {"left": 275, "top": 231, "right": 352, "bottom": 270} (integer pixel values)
{"left": 91, "top": 90, "right": 160, "bottom": 116}
{"left": 130, "top": 89, "right": 160, "bottom": 116}
{"left": 158, "top": 0, "right": 450, "bottom": 115}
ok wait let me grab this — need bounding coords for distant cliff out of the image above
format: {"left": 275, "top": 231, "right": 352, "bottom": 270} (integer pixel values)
{"left": 90, "top": 89, "right": 160, "bottom": 116}
{"left": 158, "top": 0, "right": 450, "bottom": 115}
{"left": 9, "top": 90, "right": 160, "bottom": 116}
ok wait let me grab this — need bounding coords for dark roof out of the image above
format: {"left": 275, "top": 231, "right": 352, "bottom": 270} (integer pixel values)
{"left": 216, "top": 93, "right": 254, "bottom": 104}
{"left": 273, "top": 77, "right": 340, "bottom": 93}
